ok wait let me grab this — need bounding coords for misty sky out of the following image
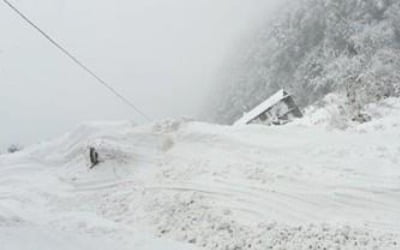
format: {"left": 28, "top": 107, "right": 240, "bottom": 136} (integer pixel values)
{"left": 0, "top": 0, "right": 278, "bottom": 149}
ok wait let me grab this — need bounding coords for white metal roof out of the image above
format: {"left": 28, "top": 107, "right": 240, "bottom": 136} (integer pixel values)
{"left": 234, "top": 89, "right": 289, "bottom": 126}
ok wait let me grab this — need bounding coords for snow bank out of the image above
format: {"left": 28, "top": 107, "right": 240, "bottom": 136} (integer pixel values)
{"left": 1, "top": 115, "right": 400, "bottom": 249}
{"left": 294, "top": 95, "right": 400, "bottom": 132}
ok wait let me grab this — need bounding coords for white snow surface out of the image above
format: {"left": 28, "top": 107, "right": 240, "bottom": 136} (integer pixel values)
{"left": 1, "top": 100, "right": 400, "bottom": 249}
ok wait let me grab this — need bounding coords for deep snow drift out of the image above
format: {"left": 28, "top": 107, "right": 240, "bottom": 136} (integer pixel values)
{"left": 1, "top": 99, "right": 400, "bottom": 249}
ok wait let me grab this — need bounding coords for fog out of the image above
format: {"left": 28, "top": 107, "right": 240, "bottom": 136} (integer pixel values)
{"left": 0, "top": 0, "right": 278, "bottom": 149}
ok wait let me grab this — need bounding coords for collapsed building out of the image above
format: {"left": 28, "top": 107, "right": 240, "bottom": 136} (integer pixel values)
{"left": 234, "top": 89, "right": 303, "bottom": 126}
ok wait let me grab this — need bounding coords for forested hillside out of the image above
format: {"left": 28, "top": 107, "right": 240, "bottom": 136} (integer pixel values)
{"left": 207, "top": 0, "right": 400, "bottom": 124}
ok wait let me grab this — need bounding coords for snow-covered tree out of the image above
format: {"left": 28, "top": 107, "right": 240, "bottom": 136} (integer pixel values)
{"left": 206, "top": 0, "right": 400, "bottom": 124}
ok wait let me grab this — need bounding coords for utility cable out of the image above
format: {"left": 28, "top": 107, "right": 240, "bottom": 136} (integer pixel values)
{"left": 2, "top": 0, "right": 152, "bottom": 122}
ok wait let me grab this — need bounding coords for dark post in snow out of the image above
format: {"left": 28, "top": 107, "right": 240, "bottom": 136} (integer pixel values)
{"left": 89, "top": 147, "right": 99, "bottom": 169}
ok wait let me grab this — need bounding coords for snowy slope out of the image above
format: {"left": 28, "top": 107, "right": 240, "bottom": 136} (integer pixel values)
{"left": 1, "top": 104, "right": 400, "bottom": 249}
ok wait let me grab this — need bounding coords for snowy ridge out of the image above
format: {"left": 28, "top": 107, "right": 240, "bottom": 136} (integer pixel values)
{"left": 1, "top": 113, "right": 400, "bottom": 249}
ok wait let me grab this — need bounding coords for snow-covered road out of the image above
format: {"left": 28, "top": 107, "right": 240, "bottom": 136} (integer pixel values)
{"left": 1, "top": 104, "right": 400, "bottom": 249}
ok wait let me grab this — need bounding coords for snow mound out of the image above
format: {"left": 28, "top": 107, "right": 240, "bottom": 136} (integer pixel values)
{"left": 295, "top": 95, "right": 400, "bottom": 132}
{"left": 1, "top": 116, "right": 400, "bottom": 249}
{"left": 353, "top": 97, "right": 400, "bottom": 132}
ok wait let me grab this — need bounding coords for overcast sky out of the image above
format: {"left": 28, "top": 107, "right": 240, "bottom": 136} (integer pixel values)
{"left": 0, "top": 0, "right": 278, "bottom": 149}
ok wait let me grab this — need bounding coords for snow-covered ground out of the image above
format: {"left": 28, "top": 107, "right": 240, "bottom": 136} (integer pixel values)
{"left": 1, "top": 99, "right": 400, "bottom": 249}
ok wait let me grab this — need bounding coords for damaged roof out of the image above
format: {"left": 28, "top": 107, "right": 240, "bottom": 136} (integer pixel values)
{"left": 234, "top": 89, "right": 290, "bottom": 126}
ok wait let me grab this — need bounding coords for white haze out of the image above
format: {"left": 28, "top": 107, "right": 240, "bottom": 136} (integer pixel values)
{"left": 0, "top": 0, "right": 279, "bottom": 149}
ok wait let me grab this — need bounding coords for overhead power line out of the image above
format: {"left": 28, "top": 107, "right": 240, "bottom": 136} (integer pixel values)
{"left": 2, "top": 0, "right": 152, "bottom": 122}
